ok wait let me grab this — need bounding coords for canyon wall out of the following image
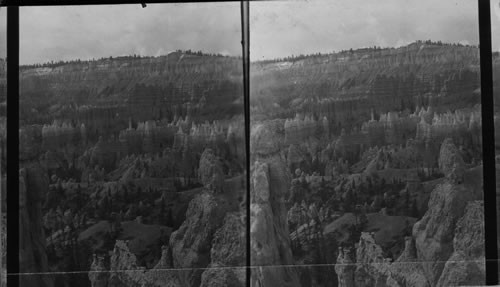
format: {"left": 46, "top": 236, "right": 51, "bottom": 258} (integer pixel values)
{"left": 20, "top": 53, "right": 243, "bottom": 136}
{"left": 251, "top": 43, "right": 480, "bottom": 129}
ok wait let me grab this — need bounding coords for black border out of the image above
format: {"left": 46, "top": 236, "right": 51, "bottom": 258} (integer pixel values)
{"left": 6, "top": 5, "right": 19, "bottom": 287}
{"left": 240, "top": 2, "right": 251, "bottom": 287}
{"left": 478, "top": 0, "right": 498, "bottom": 284}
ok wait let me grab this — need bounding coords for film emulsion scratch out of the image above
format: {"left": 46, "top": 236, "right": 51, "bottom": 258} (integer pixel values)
{"left": 249, "top": 0, "right": 486, "bottom": 286}
{"left": 17, "top": 3, "right": 246, "bottom": 286}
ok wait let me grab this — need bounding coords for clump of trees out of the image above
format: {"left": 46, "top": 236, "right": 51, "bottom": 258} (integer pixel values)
{"left": 174, "top": 49, "right": 229, "bottom": 58}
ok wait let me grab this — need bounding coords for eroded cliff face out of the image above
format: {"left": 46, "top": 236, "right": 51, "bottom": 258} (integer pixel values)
{"left": 250, "top": 122, "right": 299, "bottom": 287}
{"left": 412, "top": 182, "right": 473, "bottom": 285}
{"left": 20, "top": 53, "right": 243, "bottom": 128}
{"left": 336, "top": 138, "right": 485, "bottom": 287}
{"left": 251, "top": 43, "right": 480, "bottom": 128}
{"left": 437, "top": 201, "right": 485, "bottom": 286}
{"left": 412, "top": 138, "right": 477, "bottom": 285}
{"left": 169, "top": 191, "right": 229, "bottom": 287}
{"left": 19, "top": 165, "right": 54, "bottom": 287}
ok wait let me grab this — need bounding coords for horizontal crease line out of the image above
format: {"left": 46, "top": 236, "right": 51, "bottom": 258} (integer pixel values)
{"left": 7, "top": 259, "right": 491, "bottom": 276}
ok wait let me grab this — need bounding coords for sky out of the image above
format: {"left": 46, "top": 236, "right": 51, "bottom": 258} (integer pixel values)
{"left": 17, "top": 3, "right": 241, "bottom": 65}
{"left": 251, "top": 0, "right": 483, "bottom": 60}
{"left": 492, "top": 0, "right": 500, "bottom": 53}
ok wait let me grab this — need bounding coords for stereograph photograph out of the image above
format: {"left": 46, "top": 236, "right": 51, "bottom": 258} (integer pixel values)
{"left": 0, "top": 0, "right": 496, "bottom": 286}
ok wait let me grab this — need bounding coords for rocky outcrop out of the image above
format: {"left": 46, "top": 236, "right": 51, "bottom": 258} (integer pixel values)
{"left": 339, "top": 138, "right": 485, "bottom": 287}
{"left": 335, "top": 247, "right": 355, "bottom": 287}
{"left": 250, "top": 120, "right": 285, "bottom": 157}
{"left": 169, "top": 191, "right": 229, "bottom": 287}
{"left": 164, "top": 145, "right": 242, "bottom": 287}
{"left": 167, "top": 146, "right": 243, "bottom": 287}
{"left": 438, "top": 138, "right": 465, "bottom": 183}
{"left": 89, "top": 255, "right": 108, "bottom": 287}
{"left": 437, "top": 201, "right": 485, "bottom": 286}
{"left": 19, "top": 165, "right": 54, "bottom": 287}
{"left": 198, "top": 148, "right": 224, "bottom": 193}
{"left": 412, "top": 181, "right": 474, "bottom": 285}
{"left": 388, "top": 201, "right": 485, "bottom": 287}
{"left": 250, "top": 122, "right": 299, "bottom": 287}
{"left": 413, "top": 139, "right": 474, "bottom": 285}
{"left": 354, "top": 232, "right": 391, "bottom": 287}
{"left": 386, "top": 237, "right": 429, "bottom": 287}
{"left": 200, "top": 269, "right": 244, "bottom": 287}
{"left": 200, "top": 213, "right": 246, "bottom": 287}
{"left": 88, "top": 240, "right": 181, "bottom": 287}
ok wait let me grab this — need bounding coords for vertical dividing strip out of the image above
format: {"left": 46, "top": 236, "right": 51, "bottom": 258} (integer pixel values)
{"left": 241, "top": 1, "right": 251, "bottom": 287}
{"left": 6, "top": 5, "right": 19, "bottom": 287}
{"left": 478, "top": 0, "right": 499, "bottom": 285}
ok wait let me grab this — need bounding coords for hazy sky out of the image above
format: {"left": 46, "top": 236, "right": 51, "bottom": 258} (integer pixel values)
{"left": 18, "top": 3, "right": 241, "bottom": 65}
{"left": 492, "top": 0, "right": 500, "bottom": 53}
{"left": 251, "top": 0, "right": 482, "bottom": 60}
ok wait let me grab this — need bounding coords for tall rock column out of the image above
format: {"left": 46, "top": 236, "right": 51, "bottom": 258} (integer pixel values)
{"left": 250, "top": 122, "right": 299, "bottom": 287}
{"left": 335, "top": 247, "right": 355, "bottom": 287}
{"left": 89, "top": 255, "right": 108, "bottom": 287}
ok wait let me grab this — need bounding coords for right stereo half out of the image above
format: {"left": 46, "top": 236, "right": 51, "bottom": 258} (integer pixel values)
{"left": 249, "top": 0, "right": 486, "bottom": 286}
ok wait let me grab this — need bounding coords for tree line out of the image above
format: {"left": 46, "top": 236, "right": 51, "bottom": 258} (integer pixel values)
{"left": 19, "top": 49, "right": 235, "bottom": 71}
{"left": 256, "top": 39, "right": 478, "bottom": 64}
